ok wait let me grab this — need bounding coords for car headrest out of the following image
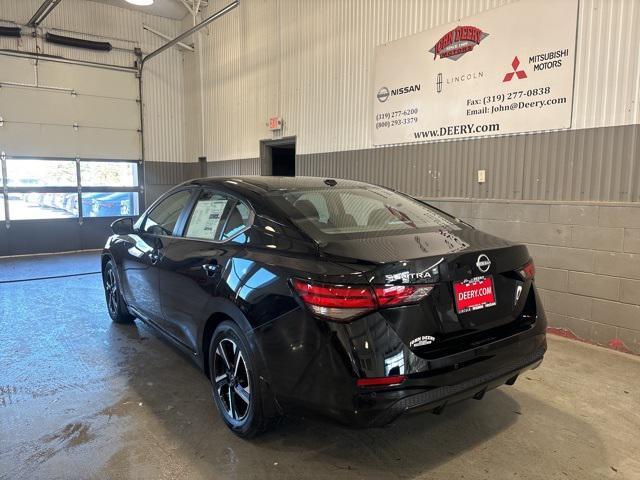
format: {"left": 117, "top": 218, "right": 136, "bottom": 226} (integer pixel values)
{"left": 367, "top": 207, "right": 389, "bottom": 226}
{"left": 293, "top": 199, "right": 320, "bottom": 222}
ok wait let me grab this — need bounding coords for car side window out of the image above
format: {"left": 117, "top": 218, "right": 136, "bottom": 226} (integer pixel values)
{"left": 184, "top": 191, "right": 232, "bottom": 240}
{"left": 183, "top": 190, "right": 252, "bottom": 242}
{"left": 143, "top": 190, "right": 192, "bottom": 236}
{"left": 220, "top": 201, "right": 251, "bottom": 240}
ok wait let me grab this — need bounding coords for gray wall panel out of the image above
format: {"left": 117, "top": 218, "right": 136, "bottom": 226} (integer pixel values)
{"left": 144, "top": 161, "right": 197, "bottom": 205}
{"left": 144, "top": 162, "right": 191, "bottom": 186}
{"left": 206, "top": 158, "right": 262, "bottom": 177}
{"left": 297, "top": 124, "right": 640, "bottom": 203}
{"left": 195, "top": 124, "right": 638, "bottom": 204}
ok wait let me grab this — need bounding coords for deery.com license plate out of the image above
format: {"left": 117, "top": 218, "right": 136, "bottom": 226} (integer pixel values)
{"left": 453, "top": 275, "right": 497, "bottom": 314}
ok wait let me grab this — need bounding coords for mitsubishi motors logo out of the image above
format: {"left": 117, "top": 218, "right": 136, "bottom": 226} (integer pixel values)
{"left": 503, "top": 56, "right": 527, "bottom": 82}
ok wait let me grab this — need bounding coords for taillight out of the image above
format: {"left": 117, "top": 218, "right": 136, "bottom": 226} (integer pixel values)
{"left": 292, "top": 279, "right": 433, "bottom": 322}
{"left": 291, "top": 279, "right": 376, "bottom": 321}
{"left": 357, "top": 375, "right": 406, "bottom": 388}
{"left": 518, "top": 260, "right": 535, "bottom": 281}
{"left": 374, "top": 285, "right": 434, "bottom": 306}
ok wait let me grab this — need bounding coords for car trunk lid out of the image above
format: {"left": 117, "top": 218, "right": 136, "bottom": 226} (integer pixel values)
{"left": 319, "top": 227, "right": 534, "bottom": 358}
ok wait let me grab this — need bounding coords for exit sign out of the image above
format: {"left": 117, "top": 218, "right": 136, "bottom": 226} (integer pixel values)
{"left": 268, "top": 116, "right": 282, "bottom": 131}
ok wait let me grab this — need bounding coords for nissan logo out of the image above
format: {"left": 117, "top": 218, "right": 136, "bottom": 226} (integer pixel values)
{"left": 476, "top": 254, "right": 491, "bottom": 273}
{"left": 377, "top": 87, "right": 390, "bottom": 103}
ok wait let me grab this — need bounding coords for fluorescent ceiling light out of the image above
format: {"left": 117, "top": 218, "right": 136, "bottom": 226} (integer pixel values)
{"left": 126, "top": 0, "right": 154, "bottom": 6}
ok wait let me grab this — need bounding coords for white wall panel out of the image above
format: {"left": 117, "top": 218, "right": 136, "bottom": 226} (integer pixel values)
{"left": 192, "top": 0, "right": 640, "bottom": 161}
{"left": 0, "top": 55, "right": 36, "bottom": 83}
{"left": 38, "top": 61, "right": 139, "bottom": 99}
{"left": 572, "top": 0, "right": 640, "bottom": 129}
{"left": 0, "top": 54, "right": 141, "bottom": 159}
{"left": 0, "top": 123, "right": 139, "bottom": 159}
{"left": 0, "top": 87, "right": 140, "bottom": 130}
{"left": 0, "top": 0, "right": 189, "bottom": 165}
{"left": 182, "top": 15, "right": 204, "bottom": 164}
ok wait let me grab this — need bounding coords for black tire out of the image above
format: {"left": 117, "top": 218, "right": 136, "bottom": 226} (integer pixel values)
{"left": 103, "top": 259, "right": 135, "bottom": 324}
{"left": 208, "top": 321, "right": 279, "bottom": 437}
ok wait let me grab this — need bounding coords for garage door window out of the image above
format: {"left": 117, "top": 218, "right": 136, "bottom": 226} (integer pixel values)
{"left": 0, "top": 157, "right": 142, "bottom": 222}
{"left": 8, "top": 193, "right": 78, "bottom": 220}
{"left": 82, "top": 191, "right": 140, "bottom": 218}
{"left": 80, "top": 161, "right": 138, "bottom": 187}
{"left": 6, "top": 159, "right": 77, "bottom": 187}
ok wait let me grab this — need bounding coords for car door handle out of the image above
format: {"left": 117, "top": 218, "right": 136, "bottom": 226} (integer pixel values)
{"left": 202, "top": 263, "right": 220, "bottom": 277}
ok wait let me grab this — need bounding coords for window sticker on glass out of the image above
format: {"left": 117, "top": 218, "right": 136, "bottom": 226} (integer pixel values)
{"left": 186, "top": 198, "right": 229, "bottom": 240}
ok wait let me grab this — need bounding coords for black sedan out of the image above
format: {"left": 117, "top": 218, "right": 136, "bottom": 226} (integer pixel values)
{"left": 102, "top": 176, "right": 546, "bottom": 437}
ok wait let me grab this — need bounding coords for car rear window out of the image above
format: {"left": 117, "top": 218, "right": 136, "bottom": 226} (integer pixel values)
{"left": 268, "top": 186, "right": 458, "bottom": 240}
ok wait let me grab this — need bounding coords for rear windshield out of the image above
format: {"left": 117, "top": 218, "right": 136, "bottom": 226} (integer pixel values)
{"left": 268, "top": 186, "right": 459, "bottom": 240}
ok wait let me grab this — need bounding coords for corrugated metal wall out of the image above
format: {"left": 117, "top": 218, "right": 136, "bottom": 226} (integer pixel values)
{"left": 206, "top": 157, "right": 261, "bottom": 177}
{"left": 194, "top": 0, "right": 640, "bottom": 162}
{"left": 298, "top": 124, "right": 640, "bottom": 202}
{"left": 0, "top": 0, "right": 187, "bottom": 172}
{"left": 182, "top": 18, "right": 203, "bottom": 167}
{"left": 573, "top": 0, "right": 640, "bottom": 129}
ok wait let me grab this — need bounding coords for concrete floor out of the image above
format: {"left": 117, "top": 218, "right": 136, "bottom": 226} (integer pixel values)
{"left": 1, "top": 253, "right": 639, "bottom": 480}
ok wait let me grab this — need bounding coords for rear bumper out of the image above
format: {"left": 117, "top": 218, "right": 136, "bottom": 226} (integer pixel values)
{"left": 260, "top": 323, "right": 546, "bottom": 427}
{"left": 347, "top": 342, "right": 545, "bottom": 427}
{"left": 257, "top": 286, "right": 547, "bottom": 427}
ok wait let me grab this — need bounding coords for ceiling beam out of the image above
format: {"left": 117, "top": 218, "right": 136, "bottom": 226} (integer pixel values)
{"left": 27, "top": 0, "right": 64, "bottom": 27}
{"left": 142, "top": 24, "right": 194, "bottom": 52}
{"left": 176, "top": 0, "right": 195, "bottom": 16}
{"left": 142, "top": 0, "right": 238, "bottom": 67}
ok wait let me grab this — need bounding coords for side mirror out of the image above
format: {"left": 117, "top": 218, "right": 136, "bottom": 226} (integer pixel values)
{"left": 111, "top": 217, "right": 135, "bottom": 235}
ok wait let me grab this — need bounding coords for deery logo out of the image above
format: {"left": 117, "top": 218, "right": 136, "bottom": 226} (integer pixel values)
{"left": 430, "top": 25, "right": 489, "bottom": 61}
{"left": 503, "top": 56, "right": 527, "bottom": 82}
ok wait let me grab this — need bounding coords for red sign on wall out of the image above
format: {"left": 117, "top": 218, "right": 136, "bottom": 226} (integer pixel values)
{"left": 268, "top": 116, "right": 282, "bottom": 131}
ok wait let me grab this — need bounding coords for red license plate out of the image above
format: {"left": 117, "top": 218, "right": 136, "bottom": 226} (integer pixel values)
{"left": 453, "top": 275, "right": 497, "bottom": 314}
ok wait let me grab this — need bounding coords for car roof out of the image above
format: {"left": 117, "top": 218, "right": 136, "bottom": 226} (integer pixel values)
{"left": 182, "top": 176, "right": 375, "bottom": 193}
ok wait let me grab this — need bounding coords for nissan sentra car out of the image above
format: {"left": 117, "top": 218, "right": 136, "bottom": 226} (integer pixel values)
{"left": 102, "top": 176, "right": 546, "bottom": 437}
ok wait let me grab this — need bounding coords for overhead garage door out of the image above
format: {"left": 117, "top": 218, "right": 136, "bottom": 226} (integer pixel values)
{"left": 0, "top": 53, "right": 143, "bottom": 256}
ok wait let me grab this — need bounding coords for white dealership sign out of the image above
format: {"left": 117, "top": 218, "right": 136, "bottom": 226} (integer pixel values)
{"left": 373, "top": 0, "right": 579, "bottom": 145}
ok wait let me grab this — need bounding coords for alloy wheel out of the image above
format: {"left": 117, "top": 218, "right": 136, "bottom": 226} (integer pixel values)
{"left": 213, "top": 338, "right": 251, "bottom": 421}
{"left": 105, "top": 267, "right": 118, "bottom": 315}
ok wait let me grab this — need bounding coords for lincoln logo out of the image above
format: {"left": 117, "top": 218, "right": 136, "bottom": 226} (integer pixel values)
{"left": 436, "top": 73, "right": 443, "bottom": 93}
{"left": 476, "top": 254, "right": 491, "bottom": 273}
{"left": 429, "top": 25, "right": 489, "bottom": 61}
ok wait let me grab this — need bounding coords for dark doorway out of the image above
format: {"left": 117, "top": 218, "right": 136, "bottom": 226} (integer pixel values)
{"left": 271, "top": 145, "right": 295, "bottom": 176}
{"left": 198, "top": 156, "right": 207, "bottom": 177}
{"left": 260, "top": 137, "right": 296, "bottom": 176}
